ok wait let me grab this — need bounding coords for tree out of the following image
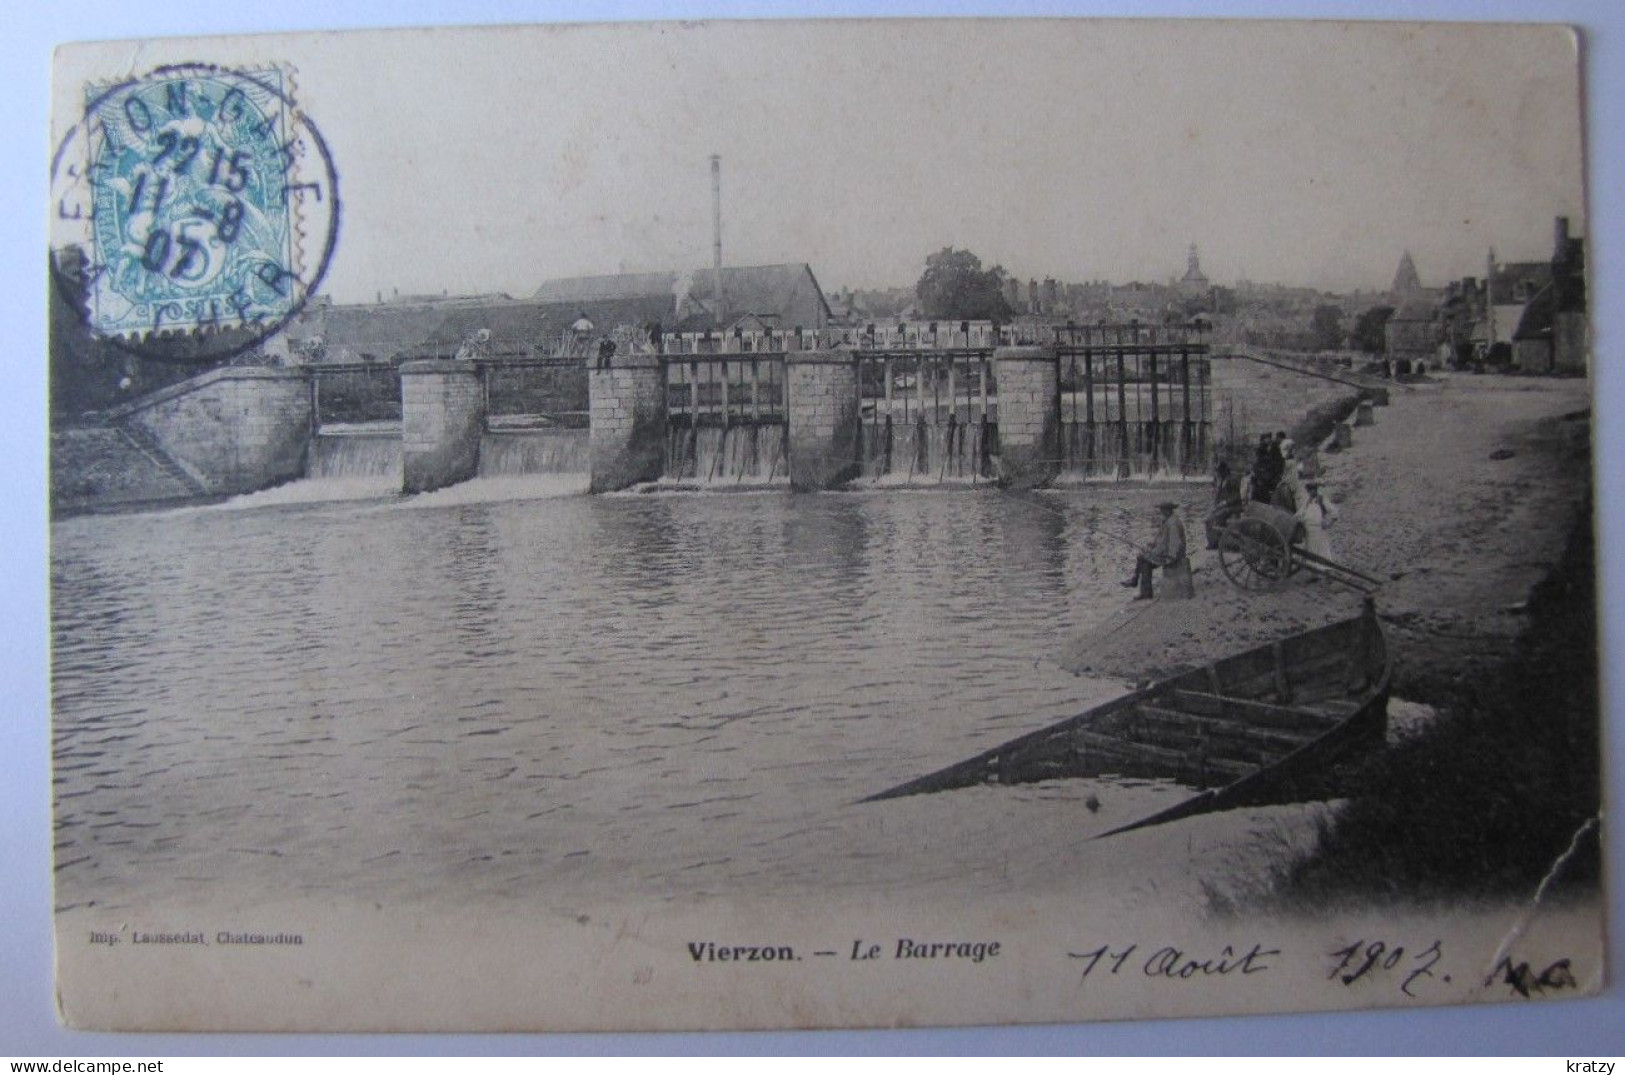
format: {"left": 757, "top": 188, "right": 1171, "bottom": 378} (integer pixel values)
{"left": 49, "top": 245, "right": 254, "bottom": 419}
{"left": 1350, "top": 305, "right": 1395, "bottom": 354}
{"left": 1310, "top": 304, "right": 1345, "bottom": 351}
{"left": 915, "top": 247, "right": 1013, "bottom": 321}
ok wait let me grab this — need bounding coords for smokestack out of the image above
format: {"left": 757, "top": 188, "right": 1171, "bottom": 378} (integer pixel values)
{"left": 711, "top": 154, "right": 725, "bottom": 328}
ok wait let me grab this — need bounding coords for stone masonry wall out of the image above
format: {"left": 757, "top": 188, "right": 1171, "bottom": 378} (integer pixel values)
{"left": 786, "top": 350, "right": 861, "bottom": 491}
{"left": 51, "top": 427, "right": 199, "bottom": 513}
{"left": 1209, "top": 352, "right": 1366, "bottom": 460}
{"left": 588, "top": 354, "right": 665, "bottom": 493}
{"left": 1553, "top": 311, "right": 1588, "bottom": 374}
{"left": 401, "top": 361, "right": 485, "bottom": 493}
{"left": 992, "top": 346, "right": 1059, "bottom": 489}
{"left": 115, "top": 367, "right": 311, "bottom": 495}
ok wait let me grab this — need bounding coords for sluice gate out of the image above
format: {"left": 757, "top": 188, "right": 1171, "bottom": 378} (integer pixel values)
{"left": 663, "top": 355, "right": 789, "bottom": 483}
{"left": 1055, "top": 323, "right": 1211, "bottom": 480}
{"left": 855, "top": 349, "right": 998, "bottom": 482}
{"left": 641, "top": 321, "right": 1212, "bottom": 487}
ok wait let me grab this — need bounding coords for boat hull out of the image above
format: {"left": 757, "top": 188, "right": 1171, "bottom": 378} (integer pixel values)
{"left": 862, "top": 604, "right": 1391, "bottom": 837}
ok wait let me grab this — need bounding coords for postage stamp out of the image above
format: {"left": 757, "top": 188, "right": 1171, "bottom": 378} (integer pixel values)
{"left": 49, "top": 62, "right": 339, "bottom": 363}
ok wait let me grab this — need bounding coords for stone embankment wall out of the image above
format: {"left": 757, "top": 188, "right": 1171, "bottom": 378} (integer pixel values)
{"left": 102, "top": 367, "right": 313, "bottom": 498}
{"left": 50, "top": 427, "right": 204, "bottom": 513}
{"left": 1209, "top": 349, "right": 1376, "bottom": 460}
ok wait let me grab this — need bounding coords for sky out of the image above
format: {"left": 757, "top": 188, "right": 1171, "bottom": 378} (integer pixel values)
{"left": 51, "top": 19, "right": 1587, "bottom": 304}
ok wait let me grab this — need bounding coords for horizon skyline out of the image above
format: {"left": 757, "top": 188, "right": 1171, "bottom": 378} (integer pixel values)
{"left": 50, "top": 20, "right": 1585, "bottom": 311}
{"left": 304, "top": 234, "right": 1568, "bottom": 308}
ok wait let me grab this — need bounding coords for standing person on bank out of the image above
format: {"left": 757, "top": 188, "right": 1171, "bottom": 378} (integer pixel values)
{"left": 1297, "top": 480, "right": 1340, "bottom": 559}
{"left": 1122, "top": 501, "right": 1187, "bottom": 600}
{"left": 1272, "top": 440, "right": 1305, "bottom": 512}
{"left": 1251, "top": 434, "right": 1281, "bottom": 503}
{"left": 1205, "top": 460, "right": 1244, "bottom": 550}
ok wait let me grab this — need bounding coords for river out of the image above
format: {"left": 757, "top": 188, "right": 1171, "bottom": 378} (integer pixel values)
{"left": 51, "top": 478, "right": 1210, "bottom": 913}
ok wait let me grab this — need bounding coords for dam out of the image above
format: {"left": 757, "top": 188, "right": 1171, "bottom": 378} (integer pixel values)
{"left": 49, "top": 322, "right": 1380, "bottom": 512}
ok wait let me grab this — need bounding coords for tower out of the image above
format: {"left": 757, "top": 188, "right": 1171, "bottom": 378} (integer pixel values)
{"left": 1179, "top": 244, "right": 1209, "bottom": 296}
{"left": 1391, "top": 250, "right": 1422, "bottom": 296}
{"left": 711, "top": 154, "right": 725, "bottom": 327}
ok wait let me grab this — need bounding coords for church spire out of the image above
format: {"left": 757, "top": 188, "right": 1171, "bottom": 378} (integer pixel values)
{"left": 1183, "top": 244, "right": 1203, "bottom": 281}
{"left": 1392, "top": 250, "right": 1422, "bottom": 295}
{"left": 1179, "top": 244, "right": 1209, "bottom": 293}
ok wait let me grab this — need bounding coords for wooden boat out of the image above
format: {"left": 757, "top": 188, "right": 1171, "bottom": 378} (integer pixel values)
{"left": 862, "top": 600, "right": 1390, "bottom": 837}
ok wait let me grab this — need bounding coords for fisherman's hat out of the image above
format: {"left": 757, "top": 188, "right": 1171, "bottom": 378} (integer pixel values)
{"left": 1157, "top": 500, "right": 1179, "bottom": 510}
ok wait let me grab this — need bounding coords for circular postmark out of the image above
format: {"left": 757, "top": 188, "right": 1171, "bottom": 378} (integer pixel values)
{"left": 49, "top": 63, "right": 340, "bottom": 365}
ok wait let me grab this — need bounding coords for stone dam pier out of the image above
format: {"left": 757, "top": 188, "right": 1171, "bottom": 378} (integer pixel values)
{"left": 51, "top": 324, "right": 1388, "bottom": 512}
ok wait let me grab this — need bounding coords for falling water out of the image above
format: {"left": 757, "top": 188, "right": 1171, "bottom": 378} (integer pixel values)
{"left": 664, "top": 423, "right": 787, "bottom": 484}
{"left": 862, "top": 415, "right": 996, "bottom": 484}
{"left": 478, "top": 429, "right": 590, "bottom": 476}
{"left": 1056, "top": 420, "right": 1210, "bottom": 482}
{"left": 310, "top": 430, "right": 404, "bottom": 479}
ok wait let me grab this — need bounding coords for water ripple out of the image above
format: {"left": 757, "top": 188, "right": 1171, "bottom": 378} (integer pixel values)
{"left": 52, "top": 487, "right": 1183, "bottom": 906}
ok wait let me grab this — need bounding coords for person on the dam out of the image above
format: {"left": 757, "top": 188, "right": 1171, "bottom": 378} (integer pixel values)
{"left": 1122, "top": 501, "right": 1188, "bottom": 600}
{"left": 568, "top": 311, "right": 595, "bottom": 358}
{"left": 1296, "top": 480, "right": 1340, "bottom": 560}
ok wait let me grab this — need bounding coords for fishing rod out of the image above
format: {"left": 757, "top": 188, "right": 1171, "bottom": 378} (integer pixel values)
{"left": 986, "top": 484, "right": 1152, "bottom": 552}
{"left": 1002, "top": 480, "right": 1186, "bottom": 528}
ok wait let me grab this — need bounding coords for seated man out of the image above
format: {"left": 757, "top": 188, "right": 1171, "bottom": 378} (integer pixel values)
{"left": 1122, "top": 501, "right": 1187, "bottom": 600}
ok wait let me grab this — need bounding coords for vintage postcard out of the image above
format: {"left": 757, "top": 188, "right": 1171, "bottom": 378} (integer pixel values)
{"left": 47, "top": 18, "right": 1601, "bottom": 1032}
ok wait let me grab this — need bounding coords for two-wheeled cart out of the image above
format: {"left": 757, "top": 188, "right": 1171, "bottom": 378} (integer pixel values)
{"left": 1216, "top": 502, "right": 1381, "bottom": 593}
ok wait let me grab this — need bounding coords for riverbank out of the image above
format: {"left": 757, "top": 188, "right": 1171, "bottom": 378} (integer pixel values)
{"left": 1274, "top": 487, "right": 1599, "bottom": 909}
{"left": 1061, "top": 375, "right": 1591, "bottom": 703}
{"left": 1057, "top": 374, "right": 1598, "bottom": 906}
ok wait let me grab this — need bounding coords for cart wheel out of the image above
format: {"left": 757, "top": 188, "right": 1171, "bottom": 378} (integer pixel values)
{"left": 1218, "top": 517, "right": 1292, "bottom": 590}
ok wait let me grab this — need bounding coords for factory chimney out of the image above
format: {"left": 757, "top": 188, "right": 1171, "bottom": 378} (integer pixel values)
{"left": 711, "top": 154, "right": 726, "bottom": 328}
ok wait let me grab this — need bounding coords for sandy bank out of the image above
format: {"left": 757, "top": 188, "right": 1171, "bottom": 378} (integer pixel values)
{"left": 1059, "top": 375, "right": 1592, "bottom": 704}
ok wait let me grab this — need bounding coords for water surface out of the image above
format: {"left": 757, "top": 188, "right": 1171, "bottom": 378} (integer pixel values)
{"left": 52, "top": 483, "right": 1198, "bottom": 911}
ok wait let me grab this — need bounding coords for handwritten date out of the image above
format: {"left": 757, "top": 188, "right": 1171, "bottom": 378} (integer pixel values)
{"left": 1327, "top": 939, "right": 1444, "bottom": 997}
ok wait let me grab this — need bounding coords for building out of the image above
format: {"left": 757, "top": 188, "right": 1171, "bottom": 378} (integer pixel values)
{"left": 269, "top": 292, "right": 568, "bottom": 364}
{"left": 1390, "top": 251, "right": 1423, "bottom": 297}
{"left": 1177, "top": 244, "right": 1210, "bottom": 298}
{"left": 1385, "top": 297, "right": 1437, "bottom": 364}
{"left": 531, "top": 263, "right": 832, "bottom": 336}
{"left": 1512, "top": 217, "right": 1588, "bottom": 374}
{"left": 1432, "top": 218, "right": 1587, "bottom": 373}
{"left": 1382, "top": 252, "right": 1443, "bottom": 364}
{"left": 269, "top": 262, "right": 833, "bottom": 366}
